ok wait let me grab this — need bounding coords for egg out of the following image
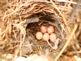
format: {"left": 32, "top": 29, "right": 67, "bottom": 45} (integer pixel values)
{"left": 43, "top": 33, "right": 49, "bottom": 41}
{"left": 49, "top": 33, "right": 57, "bottom": 42}
{"left": 40, "top": 26, "right": 47, "bottom": 33}
{"left": 47, "top": 26, "right": 54, "bottom": 34}
{"left": 15, "top": 57, "right": 27, "bottom": 61}
{"left": 36, "top": 32, "right": 43, "bottom": 40}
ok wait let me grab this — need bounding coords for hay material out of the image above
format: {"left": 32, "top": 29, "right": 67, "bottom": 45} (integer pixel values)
{"left": 0, "top": 0, "right": 81, "bottom": 61}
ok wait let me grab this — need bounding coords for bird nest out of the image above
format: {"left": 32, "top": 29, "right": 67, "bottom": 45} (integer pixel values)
{"left": 0, "top": 0, "right": 81, "bottom": 61}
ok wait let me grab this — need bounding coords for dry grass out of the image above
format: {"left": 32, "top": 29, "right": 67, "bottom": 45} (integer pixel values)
{"left": 0, "top": 0, "right": 81, "bottom": 61}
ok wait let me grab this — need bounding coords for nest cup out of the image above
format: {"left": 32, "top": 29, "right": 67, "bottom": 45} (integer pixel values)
{"left": 26, "top": 2, "right": 66, "bottom": 56}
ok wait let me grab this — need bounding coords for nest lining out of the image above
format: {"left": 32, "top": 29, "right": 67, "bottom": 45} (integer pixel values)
{"left": 24, "top": 11, "right": 66, "bottom": 56}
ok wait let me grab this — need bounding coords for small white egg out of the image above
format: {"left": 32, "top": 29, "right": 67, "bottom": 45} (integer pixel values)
{"left": 43, "top": 33, "right": 49, "bottom": 41}
{"left": 49, "top": 33, "right": 57, "bottom": 42}
{"left": 47, "top": 26, "right": 54, "bottom": 34}
{"left": 15, "top": 57, "right": 27, "bottom": 61}
{"left": 40, "top": 26, "right": 47, "bottom": 33}
{"left": 36, "top": 32, "right": 43, "bottom": 40}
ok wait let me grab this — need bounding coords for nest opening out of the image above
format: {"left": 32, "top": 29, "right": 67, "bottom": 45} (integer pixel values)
{"left": 25, "top": 11, "right": 65, "bottom": 54}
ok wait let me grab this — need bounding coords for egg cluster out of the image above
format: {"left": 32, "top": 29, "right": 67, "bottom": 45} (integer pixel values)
{"left": 36, "top": 25, "right": 57, "bottom": 42}
{"left": 35, "top": 25, "right": 60, "bottom": 49}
